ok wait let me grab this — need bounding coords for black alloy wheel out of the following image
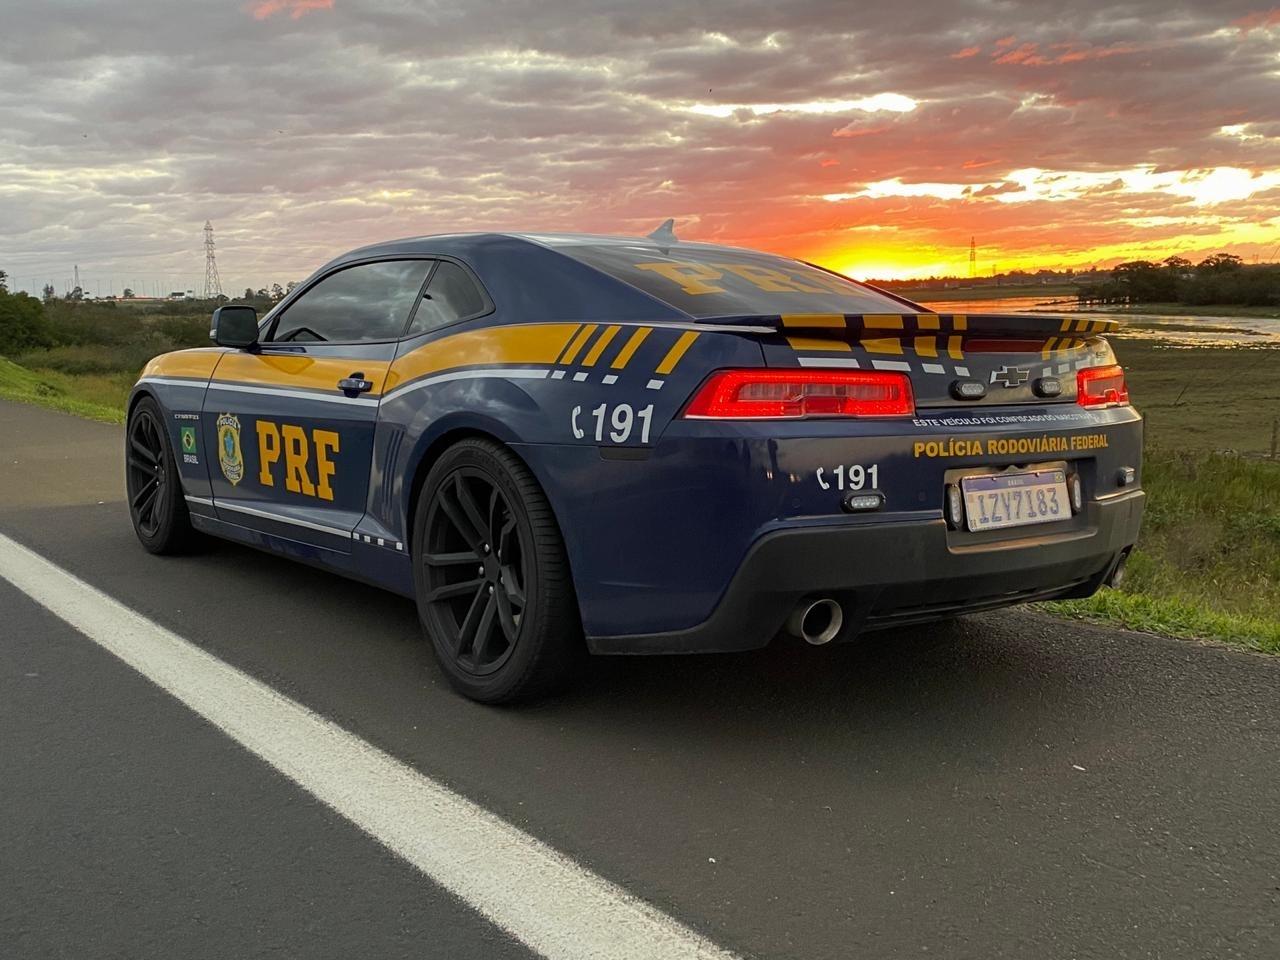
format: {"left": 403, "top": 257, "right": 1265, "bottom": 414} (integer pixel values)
{"left": 125, "top": 396, "right": 196, "bottom": 554}
{"left": 422, "top": 469, "right": 529, "bottom": 676}
{"left": 413, "top": 438, "right": 580, "bottom": 703}
{"left": 127, "top": 404, "right": 170, "bottom": 538}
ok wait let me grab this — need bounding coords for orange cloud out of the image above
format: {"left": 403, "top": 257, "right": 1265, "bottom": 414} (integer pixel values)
{"left": 950, "top": 45, "right": 981, "bottom": 59}
{"left": 1233, "top": 8, "right": 1280, "bottom": 33}
{"left": 249, "top": 0, "right": 333, "bottom": 21}
{"left": 993, "top": 42, "right": 1040, "bottom": 64}
{"left": 993, "top": 39, "right": 1140, "bottom": 66}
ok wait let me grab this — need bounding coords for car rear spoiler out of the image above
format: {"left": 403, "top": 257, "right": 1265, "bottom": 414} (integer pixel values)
{"left": 692, "top": 312, "right": 1121, "bottom": 339}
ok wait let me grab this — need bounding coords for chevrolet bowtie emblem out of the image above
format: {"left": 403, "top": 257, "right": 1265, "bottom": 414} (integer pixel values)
{"left": 991, "top": 365, "right": 1030, "bottom": 388}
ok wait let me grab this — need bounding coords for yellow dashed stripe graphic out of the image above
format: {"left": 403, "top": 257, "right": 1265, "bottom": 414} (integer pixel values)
{"left": 862, "top": 337, "right": 903, "bottom": 355}
{"left": 560, "top": 324, "right": 598, "bottom": 365}
{"left": 554, "top": 324, "right": 584, "bottom": 363}
{"left": 863, "top": 314, "right": 906, "bottom": 330}
{"left": 913, "top": 336, "right": 938, "bottom": 358}
{"left": 610, "top": 327, "right": 652, "bottom": 369}
{"left": 656, "top": 331, "right": 701, "bottom": 374}
{"left": 581, "top": 325, "right": 621, "bottom": 367}
{"left": 781, "top": 313, "right": 845, "bottom": 328}
{"left": 786, "top": 336, "right": 852, "bottom": 352}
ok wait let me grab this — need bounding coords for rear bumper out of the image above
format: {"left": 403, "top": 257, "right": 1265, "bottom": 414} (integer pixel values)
{"left": 587, "top": 488, "right": 1144, "bottom": 655}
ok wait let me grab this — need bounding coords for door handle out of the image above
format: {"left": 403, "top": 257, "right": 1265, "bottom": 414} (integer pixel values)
{"left": 338, "top": 372, "right": 374, "bottom": 397}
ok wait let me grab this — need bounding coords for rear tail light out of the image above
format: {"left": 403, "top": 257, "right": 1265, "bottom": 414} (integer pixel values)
{"left": 1077, "top": 364, "right": 1129, "bottom": 409}
{"left": 683, "top": 369, "right": 914, "bottom": 419}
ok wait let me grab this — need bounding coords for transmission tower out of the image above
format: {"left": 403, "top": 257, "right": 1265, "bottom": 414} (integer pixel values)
{"left": 203, "top": 221, "right": 223, "bottom": 299}
{"left": 968, "top": 237, "right": 976, "bottom": 278}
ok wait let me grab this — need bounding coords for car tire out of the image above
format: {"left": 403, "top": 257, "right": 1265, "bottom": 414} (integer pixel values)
{"left": 412, "top": 437, "right": 582, "bottom": 703}
{"left": 125, "top": 395, "right": 199, "bottom": 555}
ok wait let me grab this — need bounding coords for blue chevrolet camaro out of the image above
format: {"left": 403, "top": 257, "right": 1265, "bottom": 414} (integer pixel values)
{"left": 126, "top": 229, "right": 1144, "bottom": 702}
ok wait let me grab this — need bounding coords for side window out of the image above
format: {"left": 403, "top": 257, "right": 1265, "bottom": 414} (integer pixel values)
{"left": 406, "top": 260, "right": 489, "bottom": 337}
{"left": 268, "top": 260, "right": 432, "bottom": 343}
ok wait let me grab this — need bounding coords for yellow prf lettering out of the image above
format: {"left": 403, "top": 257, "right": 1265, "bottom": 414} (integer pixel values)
{"left": 633, "top": 261, "right": 725, "bottom": 294}
{"left": 254, "top": 418, "right": 340, "bottom": 499}
{"left": 257, "top": 421, "right": 281, "bottom": 487}
{"left": 313, "top": 429, "right": 339, "bottom": 502}
{"left": 717, "top": 263, "right": 826, "bottom": 293}
{"left": 281, "top": 423, "right": 316, "bottom": 497}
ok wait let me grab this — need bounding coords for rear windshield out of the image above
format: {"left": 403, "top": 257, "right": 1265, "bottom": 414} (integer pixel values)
{"left": 541, "top": 239, "right": 913, "bottom": 318}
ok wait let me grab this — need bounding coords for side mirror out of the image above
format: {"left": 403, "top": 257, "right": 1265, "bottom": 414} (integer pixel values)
{"left": 211, "top": 305, "right": 259, "bottom": 349}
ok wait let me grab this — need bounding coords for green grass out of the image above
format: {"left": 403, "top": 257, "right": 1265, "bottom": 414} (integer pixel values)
{"left": 1043, "top": 451, "right": 1280, "bottom": 648}
{"left": 0, "top": 303, "right": 207, "bottom": 423}
{"left": 0, "top": 356, "right": 129, "bottom": 423}
{"left": 1036, "top": 341, "right": 1280, "bottom": 651}
{"left": 1047, "top": 591, "right": 1280, "bottom": 653}
{"left": 1113, "top": 338, "right": 1280, "bottom": 455}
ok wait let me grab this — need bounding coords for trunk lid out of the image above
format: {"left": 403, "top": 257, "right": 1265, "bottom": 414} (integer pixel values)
{"left": 714, "top": 312, "right": 1122, "bottom": 408}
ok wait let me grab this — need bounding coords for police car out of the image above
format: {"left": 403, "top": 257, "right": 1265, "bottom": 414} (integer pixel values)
{"left": 127, "top": 227, "right": 1144, "bottom": 702}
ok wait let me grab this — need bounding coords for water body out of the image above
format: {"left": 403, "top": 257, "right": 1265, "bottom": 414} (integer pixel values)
{"left": 916, "top": 296, "right": 1280, "bottom": 347}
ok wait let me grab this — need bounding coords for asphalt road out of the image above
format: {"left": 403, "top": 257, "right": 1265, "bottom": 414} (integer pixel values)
{"left": 2, "top": 397, "right": 1278, "bottom": 959}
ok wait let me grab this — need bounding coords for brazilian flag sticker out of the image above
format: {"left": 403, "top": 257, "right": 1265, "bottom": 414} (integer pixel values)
{"left": 180, "top": 426, "right": 197, "bottom": 455}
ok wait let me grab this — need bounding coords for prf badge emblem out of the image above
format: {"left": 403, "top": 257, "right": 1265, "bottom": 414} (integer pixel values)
{"left": 216, "top": 413, "right": 244, "bottom": 486}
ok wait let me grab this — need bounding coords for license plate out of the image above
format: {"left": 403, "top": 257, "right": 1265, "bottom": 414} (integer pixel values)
{"left": 961, "top": 469, "right": 1069, "bottom": 532}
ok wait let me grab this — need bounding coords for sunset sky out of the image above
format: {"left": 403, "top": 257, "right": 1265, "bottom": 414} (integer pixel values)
{"left": 2, "top": 0, "right": 1279, "bottom": 295}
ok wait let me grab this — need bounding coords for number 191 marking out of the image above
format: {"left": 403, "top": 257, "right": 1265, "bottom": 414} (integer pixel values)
{"left": 571, "top": 403, "right": 654, "bottom": 444}
{"left": 816, "top": 463, "right": 880, "bottom": 491}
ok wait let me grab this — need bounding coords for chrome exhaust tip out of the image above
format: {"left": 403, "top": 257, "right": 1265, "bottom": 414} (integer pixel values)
{"left": 1107, "top": 553, "right": 1129, "bottom": 589}
{"left": 787, "top": 598, "right": 844, "bottom": 646}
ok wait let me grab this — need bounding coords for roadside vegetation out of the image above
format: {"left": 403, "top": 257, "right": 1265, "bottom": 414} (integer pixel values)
{"left": 1043, "top": 336, "right": 1280, "bottom": 651}
{"left": 1048, "top": 449, "right": 1280, "bottom": 653}
{"left": 1, "top": 269, "right": 1278, "bottom": 652}
{"left": 0, "top": 277, "right": 255, "bottom": 419}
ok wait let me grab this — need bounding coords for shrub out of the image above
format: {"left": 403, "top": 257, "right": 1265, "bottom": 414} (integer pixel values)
{"left": 0, "top": 290, "right": 53, "bottom": 354}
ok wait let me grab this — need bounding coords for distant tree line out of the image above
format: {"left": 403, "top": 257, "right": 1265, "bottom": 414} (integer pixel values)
{"left": 1076, "top": 254, "right": 1280, "bottom": 307}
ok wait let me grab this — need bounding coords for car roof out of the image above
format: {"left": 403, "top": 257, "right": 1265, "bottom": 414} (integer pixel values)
{"left": 330, "top": 231, "right": 775, "bottom": 264}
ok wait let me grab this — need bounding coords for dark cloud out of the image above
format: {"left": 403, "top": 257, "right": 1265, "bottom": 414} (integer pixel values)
{"left": 1, "top": 0, "right": 1278, "bottom": 290}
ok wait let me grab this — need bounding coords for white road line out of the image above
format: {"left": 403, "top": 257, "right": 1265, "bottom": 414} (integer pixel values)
{"left": 0, "top": 532, "right": 738, "bottom": 960}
